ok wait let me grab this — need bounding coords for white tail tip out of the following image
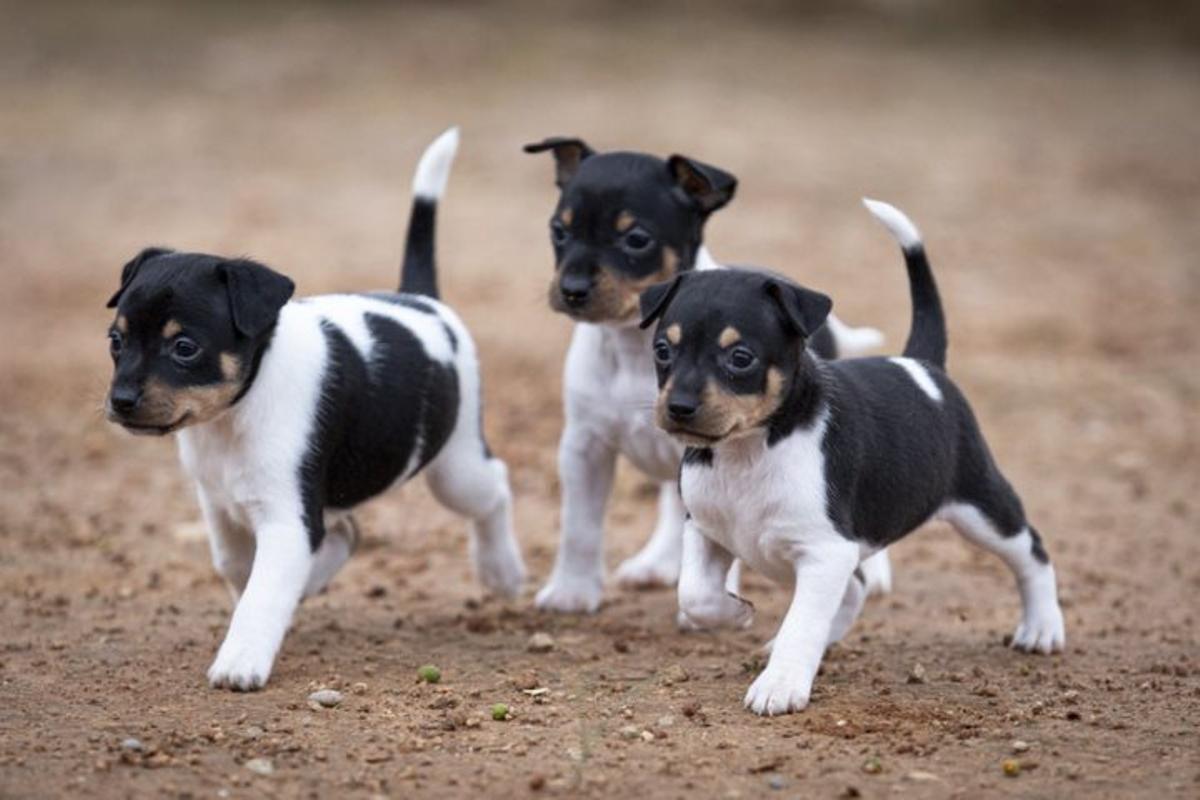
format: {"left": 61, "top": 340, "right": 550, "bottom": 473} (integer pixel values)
{"left": 862, "top": 197, "right": 922, "bottom": 251}
{"left": 412, "top": 126, "right": 460, "bottom": 199}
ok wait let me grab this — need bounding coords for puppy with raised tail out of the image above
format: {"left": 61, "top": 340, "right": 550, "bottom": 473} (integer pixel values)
{"left": 639, "top": 199, "right": 1065, "bottom": 715}
{"left": 524, "top": 138, "right": 890, "bottom": 613}
{"left": 104, "top": 128, "right": 526, "bottom": 690}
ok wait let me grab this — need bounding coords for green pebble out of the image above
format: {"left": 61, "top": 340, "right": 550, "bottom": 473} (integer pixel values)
{"left": 417, "top": 665, "right": 441, "bottom": 684}
{"left": 491, "top": 703, "right": 509, "bottom": 721}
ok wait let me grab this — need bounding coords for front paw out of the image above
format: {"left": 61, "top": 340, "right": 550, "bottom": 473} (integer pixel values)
{"left": 615, "top": 550, "right": 680, "bottom": 589}
{"left": 744, "top": 664, "right": 812, "bottom": 716}
{"left": 535, "top": 571, "right": 603, "bottom": 614}
{"left": 1010, "top": 602, "right": 1066, "bottom": 655}
{"left": 207, "top": 637, "right": 277, "bottom": 691}
{"left": 476, "top": 545, "right": 527, "bottom": 599}
{"left": 679, "top": 591, "right": 755, "bottom": 630}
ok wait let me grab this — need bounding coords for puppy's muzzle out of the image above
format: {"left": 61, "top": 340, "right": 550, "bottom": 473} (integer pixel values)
{"left": 108, "top": 385, "right": 143, "bottom": 416}
{"left": 559, "top": 274, "right": 592, "bottom": 310}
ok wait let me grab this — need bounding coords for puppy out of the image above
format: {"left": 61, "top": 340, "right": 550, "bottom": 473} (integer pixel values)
{"left": 524, "top": 137, "right": 890, "bottom": 613}
{"left": 104, "top": 128, "right": 526, "bottom": 690}
{"left": 639, "top": 199, "right": 1065, "bottom": 715}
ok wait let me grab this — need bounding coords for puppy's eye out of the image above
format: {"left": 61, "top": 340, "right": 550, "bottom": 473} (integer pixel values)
{"left": 653, "top": 340, "right": 673, "bottom": 366}
{"left": 108, "top": 330, "right": 123, "bottom": 357}
{"left": 171, "top": 336, "right": 201, "bottom": 364}
{"left": 622, "top": 228, "right": 655, "bottom": 254}
{"left": 550, "top": 220, "right": 569, "bottom": 246}
{"left": 727, "top": 347, "right": 757, "bottom": 372}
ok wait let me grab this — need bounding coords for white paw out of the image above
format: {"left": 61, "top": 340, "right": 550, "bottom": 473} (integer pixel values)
{"left": 615, "top": 550, "right": 680, "bottom": 589}
{"left": 476, "top": 545, "right": 527, "bottom": 598}
{"left": 678, "top": 591, "right": 755, "bottom": 630}
{"left": 207, "top": 637, "right": 276, "bottom": 691}
{"left": 535, "top": 572, "right": 603, "bottom": 614}
{"left": 744, "top": 664, "right": 812, "bottom": 716}
{"left": 860, "top": 551, "right": 893, "bottom": 597}
{"left": 1010, "top": 602, "right": 1066, "bottom": 654}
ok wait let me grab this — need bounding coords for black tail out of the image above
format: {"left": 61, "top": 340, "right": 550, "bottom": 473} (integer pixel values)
{"left": 399, "top": 127, "right": 460, "bottom": 298}
{"left": 862, "top": 198, "right": 947, "bottom": 368}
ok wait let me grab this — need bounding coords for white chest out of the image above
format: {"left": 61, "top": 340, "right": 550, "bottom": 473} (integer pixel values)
{"left": 680, "top": 416, "right": 844, "bottom": 584}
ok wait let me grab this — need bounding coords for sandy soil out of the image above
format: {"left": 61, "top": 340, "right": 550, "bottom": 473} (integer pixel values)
{"left": 2, "top": 3, "right": 1198, "bottom": 798}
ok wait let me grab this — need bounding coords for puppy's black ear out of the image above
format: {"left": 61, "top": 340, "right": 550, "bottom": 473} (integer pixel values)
{"left": 218, "top": 259, "right": 295, "bottom": 339}
{"left": 764, "top": 279, "right": 832, "bottom": 339}
{"left": 523, "top": 136, "right": 595, "bottom": 188}
{"left": 106, "top": 247, "right": 174, "bottom": 308}
{"left": 667, "top": 155, "right": 737, "bottom": 215}
{"left": 638, "top": 274, "right": 687, "bottom": 330}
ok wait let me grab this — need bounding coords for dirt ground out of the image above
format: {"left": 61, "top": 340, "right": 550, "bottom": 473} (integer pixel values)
{"left": 2, "top": 2, "right": 1198, "bottom": 798}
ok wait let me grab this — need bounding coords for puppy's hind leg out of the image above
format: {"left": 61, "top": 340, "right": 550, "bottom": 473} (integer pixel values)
{"left": 677, "top": 521, "right": 753, "bottom": 631}
{"left": 303, "top": 514, "right": 360, "bottom": 598}
{"left": 615, "top": 481, "right": 685, "bottom": 589}
{"left": 940, "top": 484, "right": 1065, "bottom": 654}
{"left": 859, "top": 549, "right": 893, "bottom": 597}
{"left": 426, "top": 426, "right": 526, "bottom": 599}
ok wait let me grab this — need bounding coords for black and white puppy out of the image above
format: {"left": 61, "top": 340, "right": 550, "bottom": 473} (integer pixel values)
{"left": 639, "top": 199, "right": 1065, "bottom": 715}
{"left": 104, "top": 129, "right": 526, "bottom": 690}
{"left": 524, "top": 138, "right": 889, "bottom": 613}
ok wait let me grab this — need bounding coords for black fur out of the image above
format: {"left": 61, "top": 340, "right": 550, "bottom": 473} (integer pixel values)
{"left": 299, "top": 313, "right": 459, "bottom": 550}
{"left": 399, "top": 198, "right": 440, "bottom": 298}
{"left": 898, "top": 243, "right": 947, "bottom": 368}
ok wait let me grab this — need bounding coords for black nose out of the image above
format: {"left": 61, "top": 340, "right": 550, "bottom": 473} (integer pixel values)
{"left": 110, "top": 386, "right": 142, "bottom": 414}
{"left": 560, "top": 275, "right": 591, "bottom": 308}
{"left": 668, "top": 400, "right": 698, "bottom": 422}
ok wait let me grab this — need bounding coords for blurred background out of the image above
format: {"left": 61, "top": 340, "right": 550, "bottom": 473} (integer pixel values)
{"left": 1, "top": 2, "right": 1197, "bottom": 797}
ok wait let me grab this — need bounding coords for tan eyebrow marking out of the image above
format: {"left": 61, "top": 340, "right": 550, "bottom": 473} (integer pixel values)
{"left": 162, "top": 319, "right": 182, "bottom": 338}
{"left": 116, "top": 315, "right": 128, "bottom": 333}
{"left": 559, "top": 208, "right": 573, "bottom": 225}
{"left": 615, "top": 211, "right": 636, "bottom": 232}
{"left": 220, "top": 353, "right": 241, "bottom": 381}
{"left": 718, "top": 326, "right": 741, "bottom": 348}
{"left": 666, "top": 323, "right": 682, "bottom": 345}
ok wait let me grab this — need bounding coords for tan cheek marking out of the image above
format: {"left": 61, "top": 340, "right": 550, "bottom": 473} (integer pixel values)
{"left": 661, "top": 246, "right": 679, "bottom": 276}
{"left": 615, "top": 211, "right": 636, "bottom": 232}
{"left": 718, "top": 326, "right": 741, "bottom": 348}
{"left": 666, "top": 323, "right": 682, "bottom": 345}
{"left": 220, "top": 353, "right": 241, "bottom": 381}
{"left": 162, "top": 319, "right": 182, "bottom": 339}
{"left": 116, "top": 316, "right": 128, "bottom": 334}
{"left": 559, "top": 208, "right": 573, "bottom": 226}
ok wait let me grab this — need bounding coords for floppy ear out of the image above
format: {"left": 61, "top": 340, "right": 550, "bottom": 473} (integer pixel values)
{"left": 638, "top": 274, "right": 687, "bottom": 330}
{"left": 523, "top": 136, "right": 595, "bottom": 188}
{"left": 218, "top": 258, "right": 295, "bottom": 339}
{"left": 106, "top": 247, "right": 174, "bottom": 308}
{"left": 667, "top": 155, "right": 737, "bottom": 214}
{"left": 764, "top": 279, "right": 832, "bottom": 339}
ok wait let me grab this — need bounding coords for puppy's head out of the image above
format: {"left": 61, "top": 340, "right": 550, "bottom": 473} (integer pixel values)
{"left": 525, "top": 136, "right": 737, "bottom": 325}
{"left": 638, "top": 269, "right": 831, "bottom": 446}
{"left": 104, "top": 248, "right": 294, "bottom": 435}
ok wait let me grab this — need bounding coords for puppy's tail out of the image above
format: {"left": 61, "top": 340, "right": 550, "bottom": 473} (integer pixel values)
{"left": 862, "top": 198, "right": 947, "bottom": 369}
{"left": 400, "top": 126, "right": 460, "bottom": 298}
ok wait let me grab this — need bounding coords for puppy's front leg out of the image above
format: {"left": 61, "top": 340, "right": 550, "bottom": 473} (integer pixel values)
{"left": 535, "top": 426, "right": 617, "bottom": 613}
{"left": 677, "top": 522, "right": 753, "bottom": 630}
{"left": 208, "top": 517, "right": 312, "bottom": 691}
{"left": 744, "top": 540, "right": 859, "bottom": 715}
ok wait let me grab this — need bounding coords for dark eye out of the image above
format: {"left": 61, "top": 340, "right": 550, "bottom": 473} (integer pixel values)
{"left": 550, "top": 220, "right": 569, "bottom": 246}
{"left": 108, "top": 330, "right": 123, "bottom": 357}
{"left": 727, "top": 346, "right": 757, "bottom": 372}
{"left": 171, "top": 336, "right": 201, "bottom": 364}
{"left": 622, "top": 228, "right": 655, "bottom": 254}
{"left": 653, "top": 340, "right": 673, "bottom": 366}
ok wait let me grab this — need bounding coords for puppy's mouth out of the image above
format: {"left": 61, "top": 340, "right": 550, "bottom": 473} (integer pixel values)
{"left": 660, "top": 424, "right": 730, "bottom": 447}
{"left": 114, "top": 412, "right": 192, "bottom": 436}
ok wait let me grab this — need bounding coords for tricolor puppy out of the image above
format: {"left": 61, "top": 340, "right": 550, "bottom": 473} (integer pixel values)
{"left": 103, "top": 128, "right": 526, "bottom": 690}
{"left": 640, "top": 200, "right": 1065, "bottom": 715}
{"left": 524, "top": 137, "right": 889, "bottom": 613}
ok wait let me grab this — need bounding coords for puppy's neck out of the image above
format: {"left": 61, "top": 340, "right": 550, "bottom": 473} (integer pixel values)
{"left": 764, "top": 349, "right": 828, "bottom": 446}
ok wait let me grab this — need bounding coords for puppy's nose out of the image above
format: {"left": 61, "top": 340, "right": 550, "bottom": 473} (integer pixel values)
{"left": 668, "top": 400, "right": 698, "bottom": 422}
{"left": 110, "top": 386, "right": 143, "bottom": 414}
{"left": 560, "top": 275, "right": 591, "bottom": 308}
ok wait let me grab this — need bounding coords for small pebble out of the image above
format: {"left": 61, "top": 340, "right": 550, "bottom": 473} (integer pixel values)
{"left": 527, "top": 633, "right": 555, "bottom": 653}
{"left": 618, "top": 724, "right": 641, "bottom": 740}
{"left": 862, "top": 756, "right": 883, "bottom": 774}
{"left": 120, "top": 738, "right": 143, "bottom": 753}
{"left": 307, "top": 689, "right": 343, "bottom": 708}
{"left": 661, "top": 664, "right": 690, "bottom": 685}
{"left": 907, "top": 663, "right": 927, "bottom": 684}
{"left": 1012, "top": 740, "right": 1030, "bottom": 753}
{"left": 417, "top": 665, "right": 442, "bottom": 684}
{"left": 767, "top": 774, "right": 786, "bottom": 790}
{"left": 244, "top": 757, "right": 274, "bottom": 776}
{"left": 1002, "top": 759, "right": 1021, "bottom": 777}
